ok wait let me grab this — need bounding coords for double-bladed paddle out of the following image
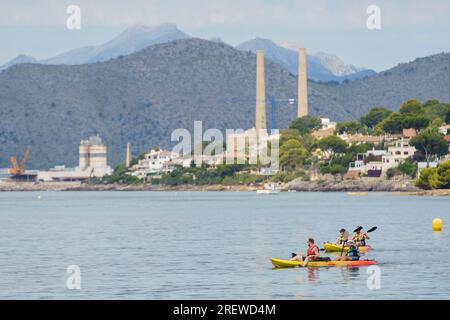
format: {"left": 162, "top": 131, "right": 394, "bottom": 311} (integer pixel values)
{"left": 354, "top": 226, "right": 377, "bottom": 233}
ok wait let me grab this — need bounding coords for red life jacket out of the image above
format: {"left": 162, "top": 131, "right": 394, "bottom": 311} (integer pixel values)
{"left": 307, "top": 244, "right": 319, "bottom": 256}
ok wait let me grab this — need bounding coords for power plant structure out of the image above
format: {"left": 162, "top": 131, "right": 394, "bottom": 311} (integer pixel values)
{"left": 79, "top": 135, "right": 108, "bottom": 170}
{"left": 255, "top": 50, "right": 267, "bottom": 133}
{"left": 298, "top": 48, "right": 308, "bottom": 117}
{"left": 125, "top": 142, "right": 132, "bottom": 168}
{"left": 37, "top": 135, "right": 112, "bottom": 182}
{"left": 254, "top": 47, "right": 309, "bottom": 132}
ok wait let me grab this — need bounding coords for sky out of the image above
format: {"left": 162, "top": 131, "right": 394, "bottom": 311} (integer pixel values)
{"left": 1, "top": 0, "right": 450, "bottom": 71}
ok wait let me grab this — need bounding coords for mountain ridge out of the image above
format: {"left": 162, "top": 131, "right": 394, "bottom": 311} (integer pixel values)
{"left": 1, "top": 24, "right": 374, "bottom": 83}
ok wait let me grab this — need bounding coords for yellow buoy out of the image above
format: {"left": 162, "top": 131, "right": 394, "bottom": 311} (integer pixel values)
{"left": 432, "top": 218, "right": 443, "bottom": 231}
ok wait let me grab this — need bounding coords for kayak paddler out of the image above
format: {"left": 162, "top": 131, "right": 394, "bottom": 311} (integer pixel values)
{"left": 336, "top": 228, "right": 349, "bottom": 245}
{"left": 291, "top": 238, "right": 320, "bottom": 267}
{"left": 335, "top": 240, "right": 360, "bottom": 261}
{"left": 352, "top": 226, "right": 370, "bottom": 246}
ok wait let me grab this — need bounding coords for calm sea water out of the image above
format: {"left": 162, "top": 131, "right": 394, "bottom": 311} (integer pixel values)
{"left": 0, "top": 191, "right": 448, "bottom": 299}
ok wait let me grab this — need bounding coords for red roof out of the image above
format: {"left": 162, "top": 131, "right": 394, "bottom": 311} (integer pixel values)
{"left": 403, "top": 128, "right": 417, "bottom": 138}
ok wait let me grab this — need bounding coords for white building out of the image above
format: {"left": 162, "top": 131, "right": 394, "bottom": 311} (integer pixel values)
{"left": 348, "top": 138, "right": 416, "bottom": 177}
{"left": 131, "top": 149, "right": 181, "bottom": 178}
{"left": 321, "top": 118, "right": 337, "bottom": 130}
{"left": 381, "top": 138, "right": 416, "bottom": 169}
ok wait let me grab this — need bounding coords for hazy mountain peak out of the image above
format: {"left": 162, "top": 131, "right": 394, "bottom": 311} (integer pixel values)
{"left": 0, "top": 54, "right": 37, "bottom": 71}
{"left": 237, "top": 38, "right": 375, "bottom": 82}
{"left": 43, "top": 23, "right": 190, "bottom": 65}
{"left": 310, "top": 51, "right": 366, "bottom": 76}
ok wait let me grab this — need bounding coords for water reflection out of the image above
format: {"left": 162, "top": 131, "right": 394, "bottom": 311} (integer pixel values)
{"left": 307, "top": 267, "right": 318, "bottom": 282}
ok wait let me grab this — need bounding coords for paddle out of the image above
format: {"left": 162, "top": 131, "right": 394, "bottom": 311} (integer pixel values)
{"left": 340, "top": 240, "right": 347, "bottom": 257}
{"left": 353, "top": 226, "right": 377, "bottom": 233}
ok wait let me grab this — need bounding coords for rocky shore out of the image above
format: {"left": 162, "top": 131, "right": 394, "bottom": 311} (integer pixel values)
{"left": 0, "top": 181, "right": 259, "bottom": 192}
{"left": 1, "top": 179, "right": 448, "bottom": 195}
{"left": 283, "top": 176, "right": 421, "bottom": 192}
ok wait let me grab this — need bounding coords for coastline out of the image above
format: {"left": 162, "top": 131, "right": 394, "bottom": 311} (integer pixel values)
{"left": 0, "top": 179, "right": 449, "bottom": 195}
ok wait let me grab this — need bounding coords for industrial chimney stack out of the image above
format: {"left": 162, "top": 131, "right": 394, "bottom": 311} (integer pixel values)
{"left": 255, "top": 50, "right": 267, "bottom": 132}
{"left": 125, "top": 142, "right": 132, "bottom": 168}
{"left": 298, "top": 48, "right": 308, "bottom": 117}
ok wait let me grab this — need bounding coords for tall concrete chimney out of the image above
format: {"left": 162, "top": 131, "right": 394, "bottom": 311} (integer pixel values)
{"left": 255, "top": 50, "right": 266, "bottom": 132}
{"left": 125, "top": 142, "right": 132, "bottom": 168}
{"left": 298, "top": 48, "right": 308, "bottom": 117}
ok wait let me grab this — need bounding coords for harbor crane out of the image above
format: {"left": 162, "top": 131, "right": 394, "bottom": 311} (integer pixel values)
{"left": 9, "top": 145, "right": 32, "bottom": 176}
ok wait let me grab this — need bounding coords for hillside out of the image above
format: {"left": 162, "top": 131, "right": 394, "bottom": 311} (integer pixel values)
{"left": 1, "top": 39, "right": 450, "bottom": 169}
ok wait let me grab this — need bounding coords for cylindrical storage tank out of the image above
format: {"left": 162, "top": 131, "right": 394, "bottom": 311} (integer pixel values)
{"left": 89, "top": 144, "right": 108, "bottom": 168}
{"left": 79, "top": 144, "right": 90, "bottom": 169}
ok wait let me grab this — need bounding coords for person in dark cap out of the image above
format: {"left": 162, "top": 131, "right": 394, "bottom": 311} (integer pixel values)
{"left": 335, "top": 228, "right": 349, "bottom": 245}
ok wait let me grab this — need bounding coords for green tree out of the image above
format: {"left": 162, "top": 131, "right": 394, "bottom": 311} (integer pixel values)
{"left": 378, "top": 113, "right": 430, "bottom": 133}
{"left": 410, "top": 127, "right": 448, "bottom": 166}
{"left": 436, "top": 160, "right": 450, "bottom": 188}
{"left": 318, "top": 136, "right": 348, "bottom": 161}
{"left": 399, "top": 99, "right": 423, "bottom": 115}
{"left": 321, "top": 163, "right": 347, "bottom": 181}
{"left": 336, "top": 121, "right": 368, "bottom": 134}
{"left": 415, "top": 167, "right": 442, "bottom": 189}
{"left": 397, "top": 158, "right": 417, "bottom": 178}
{"left": 289, "top": 116, "right": 322, "bottom": 135}
{"left": 280, "top": 129, "right": 303, "bottom": 145}
{"left": 386, "top": 167, "right": 398, "bottom": 180}
{"left": 423, "top": 100, "right": 450, "bottom": 121}
{"left": 279, "top": 139, "right": 309, "bottom": 172}
{"left": 360, "top": 107, "right": 393, "bottom": 128}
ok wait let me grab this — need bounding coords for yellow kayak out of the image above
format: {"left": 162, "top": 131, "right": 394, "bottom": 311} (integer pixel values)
{"left": 271, "top": 258, "right": 376, "bottom": 268}
{"left": 323, "top": 242, "right": 372, "bottom": 253}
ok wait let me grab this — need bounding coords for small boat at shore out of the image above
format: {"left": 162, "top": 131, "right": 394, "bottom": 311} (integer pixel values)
{"left": 256, "top": 183, "right": 281, "bottom": 195}
{"left": 347, "top": 192, "right": 369, "bottom": 196}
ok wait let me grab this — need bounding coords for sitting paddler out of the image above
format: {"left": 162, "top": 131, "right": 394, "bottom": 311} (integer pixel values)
{"left": 291, "top": 238, "right": 321, "bottom": 266}
{"left": 335, "top": 240, "right": 360, "bottom": 261}
{"left": 336, "top": 228, "right": 349, "bottom": 245}
{"left": 352, "top": 226, "right": 370, "bottom": 246}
